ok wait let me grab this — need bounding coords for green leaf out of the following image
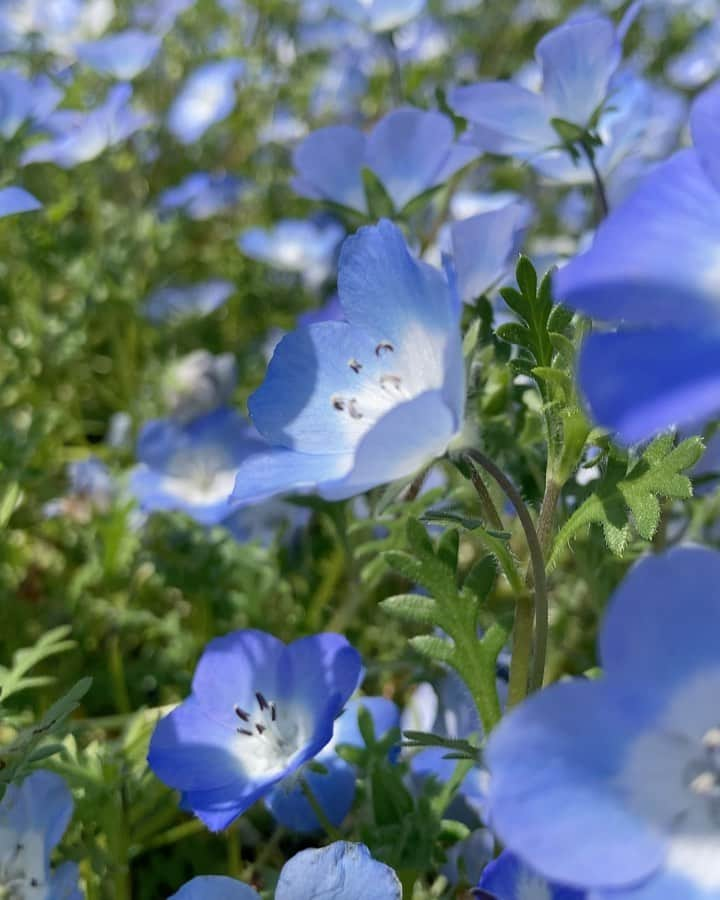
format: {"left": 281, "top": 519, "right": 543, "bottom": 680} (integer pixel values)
{"left": 547, "top": 303, "right": 573, "bottom": 333}
{"left": 462, "top": 555, "right": 497, "bottom": 599}
{"left": 406, "top": 518, "right": 434, "bottom": 557}
{"left": 436, "top": 529, "right": 459, "bottom": 572}
{"left": 371, "top": 766, "right": 414, "bottom": 826}
{"left": 549, "top": 435, "right": 705, "bottom": 566}
{"left": 409, "top": 635, "right": 455, "bottom": 664}
{"left": 380, "top": 594, "right": 439, "bottom": 625}
{"left": 516, "top": 254, "right": 537, "bottom": 300}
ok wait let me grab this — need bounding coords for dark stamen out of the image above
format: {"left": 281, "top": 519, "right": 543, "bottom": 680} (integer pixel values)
{"left": 375, "top": 341, "right": 394, "bottom": 356}
{"left": 348, "top": 398, "right": 363, "bottom": 419}
{"left": 271, "top": 703, "right": 277, "bottom": 721}
{"left": 234, "top": 705, "right": 250, "bottom": 722}
{"left": 237, "top": 727, "right": 253, "bottom": 736}
{"left": 332, "top": 395, "right": 345, "bottom": 411}
{"left": 349, "top": 359, "right": 362, "bottom": 373}
{"left": 255, "top": 723, "right": 266, "bottom": 735}
{"left": 256, "top": 692, "right": 269, "bottom": 711}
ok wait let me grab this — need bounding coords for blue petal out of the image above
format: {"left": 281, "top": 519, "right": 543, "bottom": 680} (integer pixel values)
{"left": 170, "top": 876, "right": 259, "bottom": 900}
{"left": 486, "top": 679, "right": 664, "bottom": 888}
{"left": 265, "top": 757, "right": 356, "bottom": 832}
{"left": 49, "top": 861, "right": 83, "bottom": 900}
{"left": 449, "top": 82, "right": 555, "bottom": 155}
{"left": 535, "top": 16, "right": 620, "bottom": 126}
{"left": 600, "top": 547, "right": 720, "bottom": 706}
{"left": 231, "top": 445, "right": 354, "bottom": 504}
{"left": 278, "top": 633, "right": 363, "bottom": 713}
{"left": 451, "top": 201, "right": 531, "bottom": 303}
{"left": 276, "top": 842, "right": 402, "bottom": 899}
{"left": 331, "top": 0, "right": 425, "bottom": 32}
{"left": 594, "top": 868, "right": 720, "bottom": 900}
{"left": 366, "top": 107, "right": 456, "bottom": 211}
{"left": 478, "top": 850, "right": 586, "bottom": 900}
{"left": 292, "top": 125, "right": 367, "bottom": 213}
{"left": 0, "top": 186, "right": 41, "bottom": 218}
{"left": 577, "top": 328, "right": 720, "bottom": 444}
{"left": 690, "top": 80, "right": 720, "bottom": 195}
{"left": 77, "top": 29, "right": 161, "bottom": 79}
{"left": 167, "top": 60, "right": 244, "bottom": 144}
{"left": 328, "top": 696, "right": 400, "bottom": 751}
{"left": 555, "top": 151, "right": 720, "bottom": 329}
{"left": 1, "top": 770, "right": 74, "bottom": 855}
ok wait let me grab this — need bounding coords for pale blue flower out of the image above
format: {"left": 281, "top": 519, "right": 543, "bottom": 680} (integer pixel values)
{"left": 0, "top": 0, "right": 114, "bottom": 55}
{"left": 167, "top": 59, "right": 244, "bottom": 144}
{"left": 157, "top": 172, "right": 246, "bottom": 220}
{"left": 76, "top": 29, "right": 161, "bottom": 79}
{"left": 292, "top": 108, "right": 477, "bottom": 214}
{"left": 486, "top": 545, "right": 720, "bottom": 898}
{"left": 143, "top": 280, "right": 234, "bottom": 323}
{"left": 230, "top": 220, "right": 465, "bottom": 505}
{"left": 0, "top": 186, "right": 41, "bottom": 218}
{"left": 163, "top": 351, "right": 237, "bottom": 424}
{"left": 331, "top": 0, "right": 425, "bottom": 32}
{"left": 0, "top": 70, "right": 62, "bottom": 138}
{"left": 477, "top": 851, "right": 586, "bottom": 900}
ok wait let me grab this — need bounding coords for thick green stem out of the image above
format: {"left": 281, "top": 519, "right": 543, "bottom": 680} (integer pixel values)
{"left": 467, "top": 465, "right": 504, "bottom": 531}
{"left": 536, "top": 477, "right": 561, "bottom": 559}
{"left": 462, "top": 451, "right": 548, "bottom": 693}
{"left": 506, "top": 593, "right": 534, "bottom": 707}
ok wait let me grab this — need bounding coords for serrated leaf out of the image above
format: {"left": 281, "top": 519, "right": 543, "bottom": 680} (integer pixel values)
{"left": 462, "top": 555, "right": 497, "bottom": 600}
{"left": 516, "top": 255, "right": 537, "bottom": 300}
{"left": 547, "top": 303, "right": 573, "bottom": 333}
{"left": 549, "top": 436, "right": 705, "bottom": 566}
{"left": 499, "top": 286, "right": 530, "bottom": 320}
{"left": 437, "top": 529, "right": 459, "bottom": 571}
{"left": 532, "top": 366, "right": 573, "bottom": 394}
{"left": 409, "top": 635, "right": 455, "bottom": 664}
{"left": 383, "top": 550, "right": 424, "bottom": 583}
{"left": 380, "top": 594, "right": 439, "bottom": 625}
{"left": 496, "top": 322, "right": 533, "bottom": 349}
{"left": 406, "top": 518, "right": 434, "bottom": 558}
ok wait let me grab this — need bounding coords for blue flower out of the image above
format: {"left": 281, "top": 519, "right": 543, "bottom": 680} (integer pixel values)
{"left": 167, "top": 59, "right": 244, "bottom": 144}
{"left": 666, "top": 21, "right": 720, "bottom": 89}
{"left": 163, "top": 351, "right": 237, "bottom": 424}
{"left": 265, "top": 696, "right": 399, "bottom": 833}
{"left": 0, "top": 0, "right": 114, "bottom": 56}
{"left": 292, "top": 108, "right": 477, "bottom": 215}
{"left": 485, "top": 545, "right": 720, "bottom": 898}
{"left": 449, "top": 11, "right": 647, "bottom": 184}
{"left": 238, "top": 219, "right": 345, "bottom": 289}
{"left": 0, "top": 70, "right": 62, "bottom": 138}
{"left": 147, "top": 629, "right": 362, "bottom": 830}
{"left": 170, "top": 842, "right": 400, "bottom": 899}
{"left": 76, "top": 29, "right": 161, "bottom": 79}
{"left": 554, "top": 81, "right": 720, "bottom": 443}
{"left": 133, "top": 0, "right": 195, "bottom": 34}
{"left": 158, "top": 172, "right": 246, "bottom": 220}
{"left": 477, "top": 851, "right": 586, "bottom": 900}
{"left": 0, "top": 770, "right": 81, "bottom": 900}
{"left": 230, "top": 220, "right": 465, "bottom": 505}
{"left": 22, "top": 84, "right": 152, "bottom": 168}
{"left": 0, "top": 187, "right": 41, "bottom": 218}
{"left": 44, "top": 457, "right": 116, "bottom": 521}
{"left": 143, "top": 280, "right": 234, "bottom": 322}
{"left": 331, "top": 0, "right": 425, "bottom": 32}
{"left": 130, "top": 407, "right": 263, "bottom": 526}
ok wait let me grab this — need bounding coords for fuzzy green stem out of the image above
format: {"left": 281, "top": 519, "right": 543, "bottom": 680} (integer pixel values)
{"left": 506, "top": 593, "right": 534, "bottom": 706}
{"left": 467, "top": 464, "right": 504, "bottom": 531}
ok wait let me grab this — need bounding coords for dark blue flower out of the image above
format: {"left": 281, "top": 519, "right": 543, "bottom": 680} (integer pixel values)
{"left": 147, "top": 629, "right": 362, "bottom": 830}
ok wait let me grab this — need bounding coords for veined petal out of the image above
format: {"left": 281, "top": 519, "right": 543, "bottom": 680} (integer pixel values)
{"left": 170, "top": 876, "right": 260, "bottom": 900}
{"left": 276, "top": 842, "right": 402, "bottom": 900}
{"left": 291, "top": 125, "right": 367, "bottom": 213}
{"left": 231, "top": 445, "right": 354, "bottom": 504}
{"left": 265, "top": 757, "right": 356, "bottom": 832}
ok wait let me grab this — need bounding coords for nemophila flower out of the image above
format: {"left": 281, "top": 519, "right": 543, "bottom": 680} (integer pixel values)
{"left": 266, "top": 696, "right": 399, "bottom": 833}
{"left": 44, "top": 456, "right": 115, "bottom": 521}
{"left": 238, "top": 219, "right": 345, "bottom": 289}
{"left": 0, "top": 0, "right": 115, "bottom": 56}
{"left": 167, "top": 59, "right": 244, "bottom": 144}
{"left": 258, "top": 107, "right": 308, "bottom": 145}
{"left": 171, "top": 842, "right": 401, "bottom": 899}
{"left": 0, "top": 70, "right": 62, "bottom": 138}
{"left": 0, "top": 770, "right": 81, "bottom": 900}
{"left": 130, "top": 408, "right": 263, "bottom": 527}
{"left": 331, "top": 0, "right": 425, "bottom": 32}
{"left": 292, "top": 108, "right": 477, "bottom": 215}
{"left": 143, "top": 280, "right": 234, "bottom": 323}
{"left": 394, "top": 17, "right": 449, "bottom": 65}
{"left": 147, "top": 629, "right": 362, "bottom": 830}
{"left": 477, "top": 851, "right": 586, "bottom": 900}
{"left": 485, "top": 545, "right": 720, "bottom": 899}
{"left": 448, "top": 10, "right": 644, "bottom": 185}
{"left": 76, "top": 29, "right": 162, "bottom": 79}
{"left": 163, "top": 351, "right": 237, "bottom": 424}
{"left": 308, "top": 51, "right": 368, "bottom": 121}
{"left": 0, "top": 186, "right": 41, "bottom": 218}
{"left": 21, "top": 84, "right": 152, "bottom": 168}
{"left": 554, "top": 81, "right": 720, "bottom": 443}
{"left": 133, "top": 0, "right": 194, "bottom": 34}
{"left": 666, "top": 20, "right": 720, "bottom": 89}
{"left": 230, "top": 220, "right": 465, "bottom": 505}
{"left": 157, "top": 172, "right": 246, "bottom": 221}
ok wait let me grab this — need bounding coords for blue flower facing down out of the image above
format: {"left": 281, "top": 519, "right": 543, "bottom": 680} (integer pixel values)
{"left": 0, "top": 187, "right": 41, "bottom": 218}
{"left": 331, "top": 0, "right": 425, "bottom": 32}
{"left": 292, "top": 108, "right": 477, "bottom": 215}
{"left": 143, "top": 280, "right": 234, "bottom": 322}
{"left": 485, "top": 545, "right": 720, "bottom": 899}
{"left": 130, "top": 407, "right": 263, "bottom": 527}
{"left": 238, "top": 219, "right": 345, "bottom": 289}
{"left": 265, "top": 696, "right": 399, "bottom": 833}
{"left": 167, "top": 59, "right": 244, "bottom": 144}
{"left": 231, "top": 220, "right": 465, "bottom": 505}
{"left": 171, "top": 842, "right": 401, "bottom": 899}
{"left": 554, "top": 80, "right": 720, "bottom": 443}
{"left": 21, "top": 83, "right": 152, "bottom": 168}
{"left": 0, "top": 770, "right": 81, "bottom": 900}
{"left": 76, "top": 29, "right": 162, "bottom": 79}
{"left": 158, "top": 172, "right": 246, "bottom": 220}
{"left": 0, "top": 70, "right": 62, "bottom": 138}
{"left": 477, "top": 851, "right": 586, "bottom": 900}
{"left": 147, "top": 629, "right": 362, "bottom": 831}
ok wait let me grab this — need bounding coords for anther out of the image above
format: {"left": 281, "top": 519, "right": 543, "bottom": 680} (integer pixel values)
{"left": 255, "top": 723, "right": 266, "bottom": 735}
{"left": 349, "top": 359, "right": 362, "bottom": 374}
{"left": 380, "top": 374, "right": 402, "bottom": 392}
{"left": 332, "top": 395, "right": 345, "bottom": 411}
{"left": 237, "top": 727, "right": 253, "bottom": 736}
{"left": 375, "top": 341, "right": 394, "bottom": 356}
{"left": 234, "top": 706, "right": 250, "bottom": 722}
{"left": 271, "top": 703, "right": 277, "bottom": 722}
{"left": 256, "top": 692, "right": 269, "bottom": 711}
{"left": 348, "top": 398, "right": 363, "bottom": 419}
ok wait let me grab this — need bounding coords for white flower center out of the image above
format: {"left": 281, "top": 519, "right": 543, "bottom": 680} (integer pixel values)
{"left": 617, "top": 668, "right": 720, "bottom": 890}
{"left": 0, "top": 834, "right": 46, "bottom": 900}
{"left": 162, "top": 447, "right": 237, "bottom": 506}
{"left": 233, "top": 692, "right": 307, "bottom": 778}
